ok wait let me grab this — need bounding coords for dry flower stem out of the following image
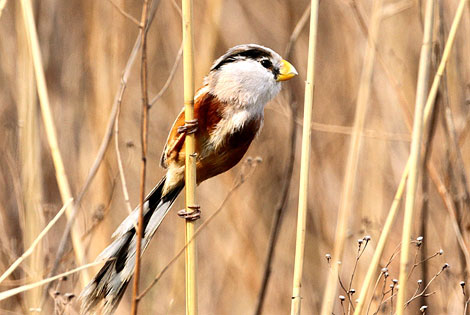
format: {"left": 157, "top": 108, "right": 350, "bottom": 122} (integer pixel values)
{"left": 130, "top": 0, "right": 150, "bottom": 313}
{"left": 182, "top": 0, "right": 198, "bottom": 314}
{"left": 290, "top": 1, "right": 318, "bottom": 314}
{"left": 0, "top": 199, "right": 73, "bottom": 284}
{"left": 320, "top": 0, "right": 383, "bottom": 313}
{"left": 18, "top": 0, "right": 89, "bottom": 285}
{"left": 396, "top": 1, "right": 434, "bottom": 313}
{"left": 0, "top": 260, "right": 104, "bottom": 302}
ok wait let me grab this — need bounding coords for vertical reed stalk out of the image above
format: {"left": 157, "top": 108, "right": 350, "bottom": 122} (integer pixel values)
{"left": 16, "top": 7, "right": 43, "bottom": 308}
{"left": 354, "top": 1, "right": 468, "bottom": 312}
{"left": 131, "top": 0, "right": 150, "bottom": 314}
{"left": 320, "top": 1, "right": 383, "bottom": 313}
{"left": 182, "top": 0, "right": 198, "bottom": 314}
{"left": 290, "top": 1, "right": 319, "bottom": 314}
{"left": 18, "top": 0, "right": 89, "bottom": 285}
{"left": 396, "top": 1, "right": 434, "bottom": 314}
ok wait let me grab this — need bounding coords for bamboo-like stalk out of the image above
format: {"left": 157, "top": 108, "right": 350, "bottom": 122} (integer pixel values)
{"left": 354, "top": 2, "right": 469, "bottom": 312}
{"left": 320, "top": 1, "right": 383, "bottom": 314}
{"left": 18, "top": 0, "right": 89, "bottom": 285}
{"left": 290, "top": 1, "right": 318, "bottom": 314}
{"left": 182, "top": 0, "right": 198, "bottom": 314}
{"left": 131, "top": 0, "right": 150, "bottom": 314}
{"left": 396, "top": 1, "right": 435, "bottom": 313}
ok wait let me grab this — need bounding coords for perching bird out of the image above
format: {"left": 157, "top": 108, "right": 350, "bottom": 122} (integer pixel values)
{"left": 80, "top": 44, "right": 297, "bottom": 314}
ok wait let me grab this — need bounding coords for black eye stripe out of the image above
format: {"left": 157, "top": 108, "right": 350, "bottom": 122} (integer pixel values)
{"left": 211, "top": 49, "right": 272, "bottom": 71}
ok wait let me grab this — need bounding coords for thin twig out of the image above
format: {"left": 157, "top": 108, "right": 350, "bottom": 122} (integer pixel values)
{"left": 130, "top": 0, "right": 150, "bottom": 313}
{"left": 114, "top": 105, "right": 133, "bottom": 215}
{"left": 0, "top": 199, "right": 73, "bottom": 285}
{"left": 404, "top": 264, "right": 448, "bottom": 307}
{"left": 0, "top": 260, "right": 105, "bottom": 302}
{"left": 150, "top": 42, "right": 183, "bottom": 106}
{"left": 108, "top": 0, "right": 140, "bottom": 26}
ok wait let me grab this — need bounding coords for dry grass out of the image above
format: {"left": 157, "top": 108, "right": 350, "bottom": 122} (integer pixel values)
{"left": 1, "top": 0, "right": 470, "bottom": 314}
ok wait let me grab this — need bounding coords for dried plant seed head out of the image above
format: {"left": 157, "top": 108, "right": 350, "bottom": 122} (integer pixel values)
{"left": 384, "top": 272, "right": 389, "bottom": 278}
{"left": 337, "top": 261, "right": 342, "bottom": 265}
{"left": 339, "top": 295, "right": 345, "bottom": 301}
{"left": 443, "top": 263, "right": 450, "bottom": 270}
{"left": 364, "top": 235, "right": 371, "bottom": 242}
{"left": 358, "top": 239, "right": 363, "bottom": 245}
{"left": 417, "top": 236, "right": 424, "bottom": 242}
{"left": 390, "top": 283, "right": 395, "bottom": 289}
{"left": 439, "top": 249, "right": 444, "bottom": 255}
{"left": 64, "top": 293, "right": 75, "bottom": 302}
{"left": 420, "top": 305, "right": 428, "bottom": 312}
{"left": 381, "top": 267, "right": 388, "bottom": 273}
{"left": 349, "top": 289, "right": 356, "bottom": 295}
{"left": 460, "top": 281, "right": 466, "bottom": 287}
{"left": 393, "top": 279, "right": 398, "bottom": 284}
{"left": 325, "top": 253, "right": 331, "bottom": 263}
{"left": 417, "top": 279, "right": 423, "bottom": 285}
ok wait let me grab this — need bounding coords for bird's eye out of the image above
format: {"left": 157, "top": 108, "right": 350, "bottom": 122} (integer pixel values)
{"left": 260, "top": 59, "right": 272, "bottom": 68}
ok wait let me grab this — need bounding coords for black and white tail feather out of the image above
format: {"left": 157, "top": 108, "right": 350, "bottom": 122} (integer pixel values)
{"left": 80, "top": 176, "right": 183, "bottom": 315}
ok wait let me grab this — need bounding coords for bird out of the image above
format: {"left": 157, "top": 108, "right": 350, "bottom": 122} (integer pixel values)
{"left": 80, "top": 44, "right": 298, "bottom": 314}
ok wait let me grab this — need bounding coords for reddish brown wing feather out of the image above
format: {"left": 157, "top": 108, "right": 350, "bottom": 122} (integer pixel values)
{"left": 161, "top": 90, "right": 262, "bottom": 184}
{"left": 161, "top": 90, "right": 224, "bottom": 168}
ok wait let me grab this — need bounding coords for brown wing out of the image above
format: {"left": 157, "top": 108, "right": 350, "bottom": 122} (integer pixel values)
{"left": 160, "top": 89, "right": 224, "bottom": 169}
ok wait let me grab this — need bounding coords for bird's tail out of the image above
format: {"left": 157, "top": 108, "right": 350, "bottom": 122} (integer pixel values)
{"left": 80, "top": 176, "right": 183, "bottom": 315}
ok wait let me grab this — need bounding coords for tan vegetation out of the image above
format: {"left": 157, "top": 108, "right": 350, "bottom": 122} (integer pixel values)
{"left": 0, "top": 0, "right": 470, "bottom": 314}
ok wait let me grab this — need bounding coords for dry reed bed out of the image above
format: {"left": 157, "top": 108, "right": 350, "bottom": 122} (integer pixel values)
{"left": 0, "top": 0, "right": 469, "bottom": 314}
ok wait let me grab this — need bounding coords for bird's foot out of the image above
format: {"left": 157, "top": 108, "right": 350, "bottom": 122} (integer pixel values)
{"left": 178, "top": 205, "right": 201, "bottom": 221}
{"left": 177, "top": 119, "right": 198, "bottom": 134}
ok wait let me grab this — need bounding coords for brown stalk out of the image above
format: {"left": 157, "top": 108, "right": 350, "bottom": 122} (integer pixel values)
{"left": 130, "top": 0, "right": 150, "bottom": 313}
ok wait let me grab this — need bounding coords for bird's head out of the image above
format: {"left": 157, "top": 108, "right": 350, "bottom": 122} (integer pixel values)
{"left": 205, "top": 44, "right": 298, "bottom": 108}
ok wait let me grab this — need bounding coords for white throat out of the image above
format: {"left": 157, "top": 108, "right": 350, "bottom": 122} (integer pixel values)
{"left": 205, "top": 59, "right": 281, "bottom": 112}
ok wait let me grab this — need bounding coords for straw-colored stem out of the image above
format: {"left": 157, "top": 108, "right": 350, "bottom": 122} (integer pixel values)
{"left": 320, "top": 1, "right": 383, "bottom": 314}
{"left": 0, "top": 260, "right": 104, "bottom": 302}
{"left": 290, "top": 1, "right": 318, "bottom": 314}
{"left": 131, "top": 0, "right": 150, "bottom": 314}
{"left": 182, "top": 0, "right": 198, "bottom": 314}
{"left": 18, "top": 0, "right": 89, "bottom": 285}
{"left": 354, "top": 2, "right": 468, "bottom": 313}
{"left": 396, "top": 1, "right": 434, "bottom": 313}
{"left": 0, "top": 199, "right": 72, "bottom": 284}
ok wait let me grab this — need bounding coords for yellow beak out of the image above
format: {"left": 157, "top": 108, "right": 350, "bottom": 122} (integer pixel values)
{"left": 276, "top": 59, "right": 298, "bottom": 81}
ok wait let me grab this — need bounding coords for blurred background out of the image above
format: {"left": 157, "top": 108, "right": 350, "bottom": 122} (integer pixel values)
{"left": 1, "top": 0, "right": 470, "bottom": 314}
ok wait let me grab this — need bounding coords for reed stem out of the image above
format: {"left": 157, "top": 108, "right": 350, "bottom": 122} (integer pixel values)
{"left": 396, "top": 1, "right": 435, "bottom": 313}
{"left": 290, "top": 1, "right": 319, "bottom": 314}
{"left": 182, "top": 0, "right": 198, "bottom": 314}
